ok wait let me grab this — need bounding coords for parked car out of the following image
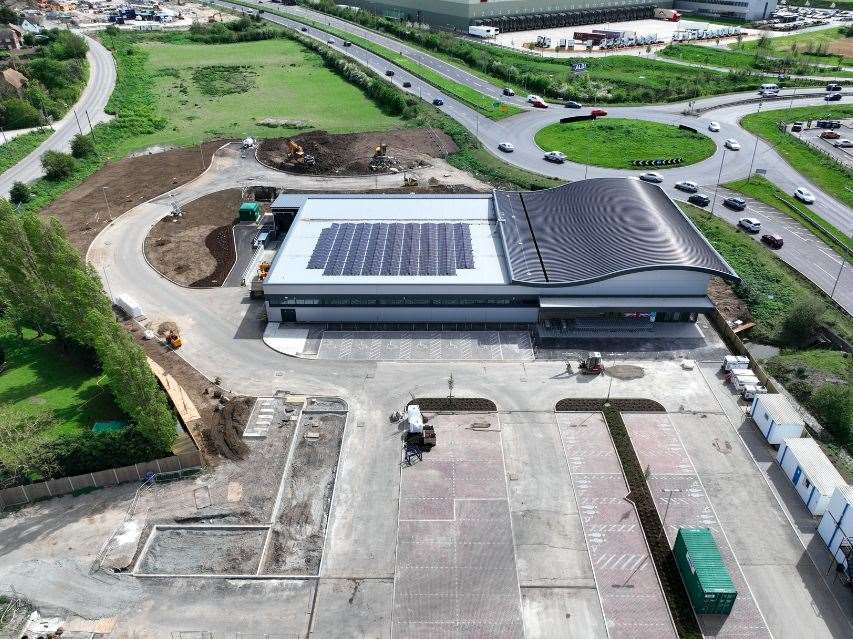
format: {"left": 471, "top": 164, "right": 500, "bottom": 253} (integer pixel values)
{"left": 675, "top": 180, "right": 698, "bottom": 193}
{"left": 543, "top": 151, "right": 566, "bottom": 163}
{"left": 402, "top": 81, "right": 412, "bottom": 88}
{"left": 688, "top": 193, "right": 710, "bottom": 207}
{"left": 724, "top": 196, "right": 747, "bottom": 211}
{"left": 724, "top": 138, "right": 741, "bottom": 151}
{"left": 590, "top": 108, "right": 608, "bottom": 117}
{"left": 761, "top": 234, "right": 784, "bottom": 249}
{"left": 498, "top": 142, "right": 515, "bottom": 153}
{"left": 708, "top": 121, "right": 720, "bottom": 132}
{"left": 825, "top": 92, "right": 842, "bottom": 101}
{"left": 565, "top": 100, "right": 583, "bottom": 108}
{"left": 432, "top": 97, "right": 444, "bottom": 106}
{"left": 531, "top": 98, "right": 548, "bottom": 108}
{"left": 639, "top": 172, "right": 664, "bottom": 183}
{"left": 820, "top": 130, "right": 841, "bottom": 139}
{"left": 738, "top": 217, "right": 761, "bottom": 232}
{"left": 834, "top": 139, "right": 853, "bottom": 148}
{"left": 794, "top": 187, "right": 815, "bottom": 204}
{"left": 527, "top": 94, "right": 544, "bottom": 104}
{"left": 826, "top": 83, "right": 842, "bottom": 91}
{"left": 502, "top": 87, "right": 515, "bottom": 96}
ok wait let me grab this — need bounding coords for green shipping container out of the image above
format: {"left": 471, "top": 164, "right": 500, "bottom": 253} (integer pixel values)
{"left": 674, "top": 527, "right": 738, "bottom": 615}
{"left": 239, "top": 202, "right": 261, "bottom": 222}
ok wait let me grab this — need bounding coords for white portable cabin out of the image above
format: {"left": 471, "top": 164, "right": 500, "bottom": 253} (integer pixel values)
{"left": 730, "top": 371, "right": 759, "bottom": 392}
{"left": 406, "top": 404, "right": 424, "bottom": 434}
{"left": 114, "top": 293, "right": 142, "bottom": 318}
{"left": 817, "top": 485, "right": 853, "bottom": 580}
{"left": 777, "top": 438, "right": 846, "bottom": 516}
{"left": 750, "top": 394, "right": 805, "bottom": 445}
{"left": 721, "top": 355, "right": 750, "bottom": 372}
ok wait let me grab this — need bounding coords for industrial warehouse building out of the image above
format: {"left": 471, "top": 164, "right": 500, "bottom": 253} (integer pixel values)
{"left": 263, "top": 178, "right": 739, "bottom": 324}
{"left": 343, "top": 0, "right": 776, "bottom": 29}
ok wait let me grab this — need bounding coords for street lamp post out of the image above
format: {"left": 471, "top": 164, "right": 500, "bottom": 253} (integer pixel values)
{"left": 711, "top": 149, "right": 727, "bottom": 214}
{"left": 830, "top": 257, "right": 847, "bottom": 300}
{"left": 747, "top": 101, "right": 763, "bottom": 182}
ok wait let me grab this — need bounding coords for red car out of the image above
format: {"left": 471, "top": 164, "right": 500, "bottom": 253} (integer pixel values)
{"left": 531, "top": 99, "right": 548, "bottom": 109}
{"left": 591, "top": 108, "right": 608, "bottom": 118}
{"left": 761, "top": 234, "right": 784, "bottom": 249}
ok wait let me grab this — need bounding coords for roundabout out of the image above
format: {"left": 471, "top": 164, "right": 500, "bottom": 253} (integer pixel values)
{"left": 533, "top": 118, "right": 717, "bottom": 170}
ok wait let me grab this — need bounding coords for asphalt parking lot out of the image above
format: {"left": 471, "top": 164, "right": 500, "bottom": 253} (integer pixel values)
{"left": 794, "top": 124, "right": 853, "bottom": 170}
{"left": 317, "top": 329, "right": 535, "bottom": 361}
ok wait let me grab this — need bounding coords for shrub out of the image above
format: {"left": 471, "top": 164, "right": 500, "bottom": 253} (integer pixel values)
{"left": 40, "top": 150, "right": 76, "bottom": 181}
{"left": 0, "top": 98, "right": 43, "bottom": 129}
{"left": 781, "top": 295, "right": 826, "bottom": 346}
{"left": 808, "top": 383, "right": 852, "bottom": 446}
{"left": 8, "top": 182, "right": 31, "bottom": 205}
{"left": 70, "top": 133, "right": 96, "bottom": 159}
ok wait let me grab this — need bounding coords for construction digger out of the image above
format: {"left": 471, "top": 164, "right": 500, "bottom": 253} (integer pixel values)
{"left": 374, "top": 143, "right": 388, "bottom": 159}
{"left": 286, "top": 140, "right": 316, "bottom": 166}
{"left": 579, "top": 351, "right": 604, "bottom": 375}
{"left": 166, "top": 330, "right": 182, "bottom": 349}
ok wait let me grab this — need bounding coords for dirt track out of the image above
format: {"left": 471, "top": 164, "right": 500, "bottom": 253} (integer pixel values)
{"left": 257, "top": 128, "right": 457, "bottom": 175}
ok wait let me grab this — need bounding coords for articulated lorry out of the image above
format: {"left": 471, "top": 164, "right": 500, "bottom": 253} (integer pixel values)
{"left": 468, "top": 25, "right": 499, "bottom": 38}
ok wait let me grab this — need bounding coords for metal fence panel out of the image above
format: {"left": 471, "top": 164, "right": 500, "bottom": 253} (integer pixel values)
{"left": 69, "top": 473, "right": 97, "bottom": 492}
{"left": 91, "top": 468, "right": 120, "bottom": 487}
{"left": 24, "top": 482, "right": 51, "bottom": 502}
{"left": 114, "top": 465, "right": 141, "bottom": 484}
{"left": 0, "top": 486, "right": 27, "bottom": 508}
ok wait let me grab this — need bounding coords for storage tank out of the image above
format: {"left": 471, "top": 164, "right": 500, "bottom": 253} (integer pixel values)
{"left": 674, "top": 528, "right": 738, "bottom": 615}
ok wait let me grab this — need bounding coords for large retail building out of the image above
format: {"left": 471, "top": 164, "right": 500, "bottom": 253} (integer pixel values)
{"left": 343, "top": 0, "right": 775, "bottom": 29}
{"left": 262, "top": 179, "right": 738, "bottom": 325}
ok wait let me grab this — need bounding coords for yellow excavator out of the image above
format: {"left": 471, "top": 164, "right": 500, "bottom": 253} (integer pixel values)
{"left": 374, "top": 143, "right": 388, "bottom": 158}
{"left": 286, "top": 140, "right": 316, "bottom": 166}
{"left": 166, "top": 331, "right": 182, "bottom": 349}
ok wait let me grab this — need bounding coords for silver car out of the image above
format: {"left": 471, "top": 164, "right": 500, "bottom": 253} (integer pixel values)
{"left": 498, "top": 142, "right": 515, "bottom": 153}
{"left": 639, "top": 172, "right": 664, "bottom": 183}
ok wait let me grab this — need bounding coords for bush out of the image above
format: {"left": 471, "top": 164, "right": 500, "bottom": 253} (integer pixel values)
{"left": 70, "top": 133, "right": 96, "bottom": 159}
{"left": 40, "top": 150, "right": 77, "bottom": 181}
{"left": 0, "top": 98, "right": 43, "bottom": 129}
{"left": 808, "top": 383, "right": 852, "bottom": 446}
{"left": 781, "top": 295, "right": 826, "bottom": 346}
{"left": 8, "top": 182, "right": 31, "bottom": 205}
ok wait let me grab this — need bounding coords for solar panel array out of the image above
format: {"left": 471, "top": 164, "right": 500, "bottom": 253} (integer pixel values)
{"left": 308, "top": 222, "right": 474, "bottom": 277}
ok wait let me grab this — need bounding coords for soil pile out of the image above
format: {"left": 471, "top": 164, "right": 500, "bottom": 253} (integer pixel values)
{"left": 256, "top": 128, "right": 457, "bottom": 176}
{"left": 207, "top": 396, "right": 253, "bottom": 461}
{"left": 708, "top": 277, "right": 750, "bottom": 323}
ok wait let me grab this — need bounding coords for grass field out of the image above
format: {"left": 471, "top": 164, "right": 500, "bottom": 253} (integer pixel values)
{"left": 0, "top": 329, "right": 126, "bottom": 439}
{"left": 534, "top": 119, "right": 716, "bottom": 169}
{"left": 680, "top": 203, "right": 852, "bottom": 343}
{"left": 115, "top": 37, "right": 404, "bottom": 155}
{"left": 734, "top": 26, "right": 853, "bottom": 65}
{"left": 0, "top": 130, "right": 52, "bottom": 177}
{"left": 724, "top": 176, "right": 853, "bottom": 253}
{"left": 738, "top": 103, "right": 853, "bottom": 210}
{"left": 659, "top": 43, "right": 853, "bottom": 76}
{"left": 767, "top": 348, "right": 851, "bottom": 378}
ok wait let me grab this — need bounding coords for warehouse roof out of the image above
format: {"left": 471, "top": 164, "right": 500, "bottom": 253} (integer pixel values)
{"left": 494, "top": 179, "right": 739, "bottom": 286}
{"left": 782, "top": 438, "right": 846, "bottom": 496}
{"left": 754, "top": 394, "right": 804, "bottom": 426}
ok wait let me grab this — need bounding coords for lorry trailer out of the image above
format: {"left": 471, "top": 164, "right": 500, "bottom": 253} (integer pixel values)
{"left": 468, "top": 25, "right": 499, "bottom": 38}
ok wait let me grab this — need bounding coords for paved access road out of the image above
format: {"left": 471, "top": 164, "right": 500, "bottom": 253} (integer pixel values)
{"left": 218, "top": 0, "right": 853, "bottom": 314}
{"left": 0, "top": 34, "right": 116, "bottom": 197}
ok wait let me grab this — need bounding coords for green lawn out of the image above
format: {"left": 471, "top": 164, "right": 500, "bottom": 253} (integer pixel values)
{"left": 0, "top": 129, "right": 52, "bottom": 177}
{"left": 229, "top": 1, "right": 520, "bottom": 120}
{"left": 767, "top": 349, "right": 851, "bottom": 379}
{"left": 115, "top": 37, "right": 404, "bottom": 155}
{"left": 734, "top": 27, "right": 853, "bottom": 65}
{"left": 659, "top": 43, "right": 852, "bottom": 77}
{"left": 738, "top": 104, "right": 853, "bottom": 210}
{"left": 534, "top": 119, "right": 716, "bottom": 169}
{"left": 724, "top": 176, "right": 853, "bottom": 253}
{"left": 680, "top": 203, "right": 853, "bottom": 343}
{"left": 0, "top": 329, "right": 126, "bottom": 439}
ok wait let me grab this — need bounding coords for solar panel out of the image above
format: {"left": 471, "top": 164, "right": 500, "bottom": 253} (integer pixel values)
{"left": 311, "top": 222, "right": 475, "bottom": 276}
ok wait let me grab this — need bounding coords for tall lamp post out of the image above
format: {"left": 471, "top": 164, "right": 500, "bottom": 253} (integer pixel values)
{"left": 747, "top": 101, "right": 763, "bottom": 182}
{"left": 711, "top": 149, "right": 727, "bottom": 214}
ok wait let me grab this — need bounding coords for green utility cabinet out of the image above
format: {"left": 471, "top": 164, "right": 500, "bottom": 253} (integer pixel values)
{"left": 239, "top": 202, "right": 261, "bottom": 222}
{"left": 674, "top": 527, "right": 738, "bottom": 615}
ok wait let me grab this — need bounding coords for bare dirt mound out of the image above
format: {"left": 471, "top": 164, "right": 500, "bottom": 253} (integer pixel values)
{"left": 606, "top": 364, "right": 645, "bottom": 380}
{"left": 144, "top": 188, "right": 244, "bottom": 288}
{"left": 708, "top": 277, "right": 751, "bottom": 323}
{"left": 828, "top": 37, "right": 853, "bottom": 60}
{"left": 44, "top": 140, "right": 230, "bottom": 253}
{"left": 256, "top": 128, "right": 457, "bottom": 176}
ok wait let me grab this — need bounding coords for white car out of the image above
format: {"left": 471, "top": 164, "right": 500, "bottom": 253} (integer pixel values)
{"left": 834, "top": 139, "right": 853, "bottom": 148}
{"left": 794, "top": 187, "right": 815, "bottom": 204}
{"left": 738, "top": 217, "right": 761, "bottom": 233}
{"left": 527, "top": 94, "right": 544, "bottom": 104}
{"left": 639, "top": 172, "right": 664, "bottom": 183}
{"left": 675, "top": 180, "right": 698, "bottom": 193}
{"left": 724, "top": 138, "right": 741, "bottom": 151}
{"left": 327, "top": 38, "right": 335, "bottom": 44}
{"left": 708, "top": 121, "right": 721, "bottom": 132}
{"left": 498, "top": 142, "right": 515, "bottom": 153}
{"left": 543, "top": 151, "right": 566, "bottom": 163}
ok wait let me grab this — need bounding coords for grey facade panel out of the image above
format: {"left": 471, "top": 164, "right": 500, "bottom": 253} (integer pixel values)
{"left": 675, "top": 0, "right": 775, "bottom": 21}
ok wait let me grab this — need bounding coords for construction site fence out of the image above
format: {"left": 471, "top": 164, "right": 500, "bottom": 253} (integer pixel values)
{"left": 0, "top": 451, "right": 203, "bottom": 509}
{"left": 171, "top": 633, "right": 299, "bottom": 639}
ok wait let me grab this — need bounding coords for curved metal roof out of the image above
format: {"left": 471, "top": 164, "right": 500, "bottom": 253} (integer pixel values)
{"left": 495, "top": 178, "right": 739, "bottom": 286}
